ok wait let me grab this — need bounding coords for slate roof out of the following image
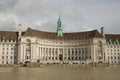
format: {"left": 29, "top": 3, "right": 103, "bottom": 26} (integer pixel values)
{"left": 2, "top": 27, "right": 120, "bottom": 41}
{"left": 105, "top": 34, "right": 120, "bottom": 41}
{"left": 22, "top": 28, "right": 103, "bottom": 40}
{"left": 0, "top": 31, "right": 18, "bottom": 41}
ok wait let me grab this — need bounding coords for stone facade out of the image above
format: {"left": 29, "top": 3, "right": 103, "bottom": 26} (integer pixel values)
{"left": 0, "top": 19, "right": 120, "bottom": 65}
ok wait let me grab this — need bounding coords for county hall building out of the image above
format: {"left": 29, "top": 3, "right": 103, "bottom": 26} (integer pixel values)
{"left": 0, "top": 17, "right": 120, "bottom": 65}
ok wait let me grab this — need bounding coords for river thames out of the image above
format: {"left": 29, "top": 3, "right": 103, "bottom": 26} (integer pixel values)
{"left": 0, "top": 66, "right": 120, "bottom": 80}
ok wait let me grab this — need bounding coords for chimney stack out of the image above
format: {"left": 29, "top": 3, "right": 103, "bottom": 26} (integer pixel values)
{"left": 101, "top": 26, "right": 105, "bottom": 38}
{"left": 18, "top": 24, "right": 22, "bottom": 40}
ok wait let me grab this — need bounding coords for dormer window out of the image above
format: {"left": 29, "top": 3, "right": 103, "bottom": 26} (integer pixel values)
{"left": 114, "top": 41, "right": 116, "bottom": 44}
{"left": 2, "top": 36, "right": 5, "bottom": 42}
{"left": 3, "top": 36, "right": 5, "bottom": 40}
{"left": 116, "top": 39, "right": 119, "bottom": 44}
{"left": 13, "top": 40, "right": 15, "bottom": 42}
{"left": 10, "top": 37, "right": 13, "bottom": 42}
{"left": 109, "top": 39, "right": 112, "bottom": 44}
{"left": 4, "top": 40, "right": 7, "bottom": 42}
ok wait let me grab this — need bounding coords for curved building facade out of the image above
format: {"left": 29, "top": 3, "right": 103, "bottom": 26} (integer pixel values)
{"left": 0, "top": 18, "right": 120, "bottom": 64}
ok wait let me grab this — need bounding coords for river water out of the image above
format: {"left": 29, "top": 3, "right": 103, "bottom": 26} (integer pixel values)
{"left": 0, "top": 66, "right": 120, "bottom": 80}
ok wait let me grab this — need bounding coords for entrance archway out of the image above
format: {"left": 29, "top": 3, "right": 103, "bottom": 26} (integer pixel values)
{"left": 59, "top": 54, "right": 63, "bottom": 61}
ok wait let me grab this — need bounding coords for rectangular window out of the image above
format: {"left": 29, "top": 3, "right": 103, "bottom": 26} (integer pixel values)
{"left": 75, "top": 57, "right": 77, "bottom": 60}
{"left": 14, "top": 56, "right": 16, "bottom": 59}
{"left": 10, "top": 56, "right": 12, "bottom": 59}
{"left": 2, "top": 61, "right": 4, "bottom": 64}
{"left": 118, "top": 57, "right": 119, "bottom": 59}
{"left": 114, "top": 57, "right": 116, "bottom": 59}
{"left": 72, "top": 57, "right": 74, "bottom": 60}
{"left": 111, "top": 61, "right": 113, "bottom": 63}
{"left": 64, "top": 57, "right": 66, "bottom": 60}
{"left": 2, "top": 56, "right": 4, "bottom": 59}
{"left": 52, "top": 57, "right": 54, "bottom": 60}
{"left": 111, "top": 57, "right": 113, "bottom": 59}
{"left": 90, "top": 56, "right": 91, "bottom": 59}
{"left": 79, "top": 57, "right": 81, "bottom": 60}
{"left": 49, "top": 57, "right": 50, "bottom": 60}
{"left": 68, "top": 57, "right": 70, "bottom": 60}
{"left": 6, "top": 61, "right": 8, "bottom": 64}
{"left": 6, "top": 56, "right": 8, "bottom": 59}
{"left": 55, "top": 57, "right": 57, "bottom": 60}
{"left": 108, "top": 57, "right": 109, "bottom": 60}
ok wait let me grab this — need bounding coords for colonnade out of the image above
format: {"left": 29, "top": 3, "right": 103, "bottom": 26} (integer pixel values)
{"left": 38, "top": 46, "right": 91, "bottom": 62}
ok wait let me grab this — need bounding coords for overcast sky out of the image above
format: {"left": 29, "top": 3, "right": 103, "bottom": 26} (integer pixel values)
{"left": 0, "top": 0, "right": 120, "bottom": 33}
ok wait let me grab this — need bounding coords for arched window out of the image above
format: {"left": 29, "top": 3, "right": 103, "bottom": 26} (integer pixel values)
{"left": 97, "top": 41, "right": 103, "bottom": 61}
{"left": 97, "top": 41, "right": 102, "bottom": 51}
{"left": 98, "top": 41, "right": 102, "bottom": 47}
{"left": 26, "top": 39, "right": 31, "bottom": 46}
{"left": 26, "top": 39, "right": 31, "bottom": 59}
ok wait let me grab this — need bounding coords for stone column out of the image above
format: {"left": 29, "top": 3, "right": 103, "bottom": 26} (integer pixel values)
{"left": 41, "top": 47, "right": 43, "bottom": 60}
{"left": 63, "top": 48, "right": 64, "bottom": 61}
{"left": 73, "top": 48, "right": 75, "bottom": 60}
{"left": 66, "top": 48, "right": 68, "bottom": 60}
{"left": 39, "top": 47, "right": 40, "bottom": 59}
{"left": 57, "top": 48, "right": 59, "bottom": 61}
{"left": 80, "top": 48, "right": 82, "bottom": 60}
{"left": 36, "top": 45, "right": 39, "bottom": 61}
{"left": 54, "top": 48, "right": 55, "bottom": 61}
{"left": 77, "top": 48, "right": 79, "bottom": 60}
{"left": 46, "top": 48, "right": 48, "bottom": 61}
{"left": 48, "top": 48, "right": 50, "bottom": 60}
{"left": 50, "top": 48, "right": 52, "bottom": 60}
{"left": 44, "top": 48, "right": 46, "bottom": 60}
{"left": 70, "top": 48, "right": 72, "bottom": 60}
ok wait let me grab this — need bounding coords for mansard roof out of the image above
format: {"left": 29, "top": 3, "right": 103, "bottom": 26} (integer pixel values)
{"left": 22, "top": 28, "right": 103, "bottom": 40}
{"left": 0, "top": 31, "right": 18, "bottom": 40}
{"left": 105, "top": 34, "right": 120, "bottom": 41}
{"left": 1, "top": 27, "right": 120, "bottom": 41}
{"left": 22, "top": 27, "right": 56, "bottom": 37}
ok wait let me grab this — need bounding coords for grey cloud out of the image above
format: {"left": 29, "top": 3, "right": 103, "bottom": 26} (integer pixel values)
{"left": 0, "top": 0, "right": 120, "bottom": 33}
{"left": 0, "top": 21, "right": 16, "bottom": 31}
{"left": 12, "top": 0, "right": 86, "bottom": 32}
{"left": 0, "top": 0, "right": 18, "bottom": 12}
